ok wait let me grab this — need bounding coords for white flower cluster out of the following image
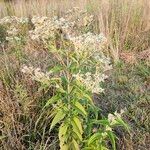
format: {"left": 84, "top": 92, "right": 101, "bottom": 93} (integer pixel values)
{"left": 93, "top": 54, "right": 113, "bottom": 72}
{"left": 0, "top": 16, "right": 29, "bottom": 42}
{"left": 21, "top": 65, "right": 51, "bottom": 84}
{"left": 0, "top": 16, "right": 28, "bottom": 25}
{"left": 26, "top": 8, "right": 94, "bottom": 43}
{"left": 70, "top": 32, "right": 107, "bottom": 55}
{"left": 0, "top": 9, "right": 112, "bottom": 95}
{"left": 73, "top": 72, "right": 108, "bottom": 93}
{"left": 29, "top": 16, "right": 74, "bottom": 42}
{"left": 0, "top": 9, "right": 96, "bottom": 45}
{"left": 108, "top": 109, "right": 125, "bottom": 125}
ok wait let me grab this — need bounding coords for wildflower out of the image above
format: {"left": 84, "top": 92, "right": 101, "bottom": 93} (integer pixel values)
{"left": 114, "top": 111, "right": 121, "bottom": 118}
{"left": 73, "top": 72, "right": 106, "bottom": 94}
{"left": 92, "top": 127, "right": 98, "bottom": 133}
{"left": 33, "top": 68, "right": 50, "bottom": 82}
{"left": 114, "top": 109, "right": 125, "bottom": 118}
{"left": 69, "top": 32, "right": 107, "bottom": 55}
{"left": 108, "top": 110, "right": 125, "bottom": 125}
{"left": 21, "top": 65, "right": 51, "bottom": 84}
{"left": 0, "top": 13, "right": 113, "bottom": 95}
{"left": 0, "top": 16, "right": 28, "bottom": 43}
{"left": 29, "top": 16, "right": 73, "bottom": 42}
{"left": 108, "top": 114, "right": 116, "bottom": 123}
{"left": 21, "top": 65, "right": 34, "bottom": 74}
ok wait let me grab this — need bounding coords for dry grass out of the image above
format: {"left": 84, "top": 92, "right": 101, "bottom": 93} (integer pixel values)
{"left": 0, "top": 0, "right": 150, "bottom": 61}
{"left": 0, "top": 45, "right": 58, "bottom": 149}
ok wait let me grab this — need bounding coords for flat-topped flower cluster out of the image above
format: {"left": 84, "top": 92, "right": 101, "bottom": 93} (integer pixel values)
{"left": 0, "top": 16, "right": 29, "bottom": 42}
{"left": 29, "top": 16, "right": 74, "bottom": 42}
{"left": 0, "top": 8, "right": 94, "bottom": 43}
{"left": 0, "top": 8, "right": 112, "bottom": 94}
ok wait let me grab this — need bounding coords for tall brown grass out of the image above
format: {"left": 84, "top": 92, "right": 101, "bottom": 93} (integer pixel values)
{"left": 0, "top": 0, "right": 150, "bottom": 62}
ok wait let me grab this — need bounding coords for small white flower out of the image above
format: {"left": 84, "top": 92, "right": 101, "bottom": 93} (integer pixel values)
{"left": 108, "top": 114, "right": 116, "bottom": 123}
{"left": 21, "top": 65, "right": 34, "bottom": 74}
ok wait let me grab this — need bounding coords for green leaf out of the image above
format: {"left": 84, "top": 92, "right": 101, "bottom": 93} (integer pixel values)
{"left": 83, "top": 93, "right": 93, "bottom": 104}
{"left": 61, "top": 76, "right": 68, "bottom": 84}
{"left": 72, "top": 122, "right": 82, "bottom": 141}
{"left": 73, "top": 117, "right": 83, "bottom": 134}
{"left": 50, "top": 109, "right": 65, "bottom": 130}
{"left": 74, "top": 101, "right": 87, "bottom": 117}
{"left": 107, "top": 131, "right": 116, "bottom": 150}
{"left": 59, "top": 123, "right": 68, "bottom": 150}
{"left": 72, "top": 139, "right": 80, "bottom": 150}
{"left": 88, "top": 133, "right": 101, "bottom": 145}
{"left": 116, "top": 118, "right": 130, "bottom": 132}
{"left": 59, "top": 123, "right": 68, "bottom": 139}
{"left": 60, "top": 143, "right": 69, "bottom": 150}
{"left": 91, "top": 119, "right": 110, "bottom": 126}
{"left": 100, "top": 146, "right": 109, "bottom": 150}
{"left": 44, "top": 95, "right": 60, "bottom": 108}
{"left": 57, "top": 87, "right": 67, "bottom": 94}
{"left": 82, "top": 147, "right": 93, "bottom": 150}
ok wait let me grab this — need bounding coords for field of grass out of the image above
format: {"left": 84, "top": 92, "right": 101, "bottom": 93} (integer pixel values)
{"left": 0, "top": 0, "right": 150, "bottom": 150}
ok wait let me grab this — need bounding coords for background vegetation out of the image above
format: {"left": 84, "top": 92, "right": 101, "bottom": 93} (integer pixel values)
{"left": 0, "top": 0, "right": 150, "bottom": 150}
